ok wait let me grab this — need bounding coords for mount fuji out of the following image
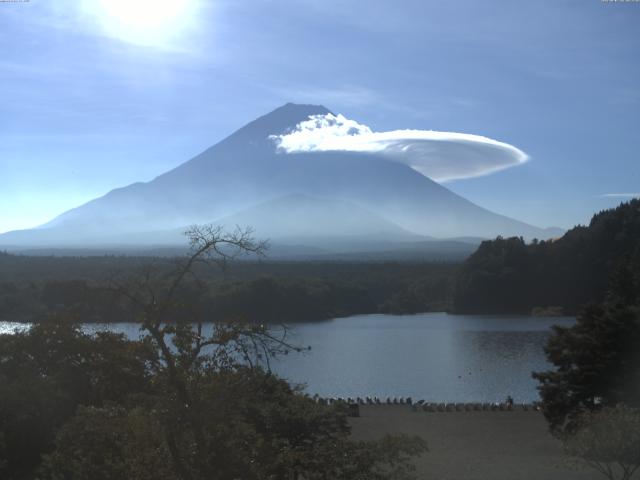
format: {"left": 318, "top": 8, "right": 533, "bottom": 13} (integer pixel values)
{"left": 0, "top": 103, "right": 561, "bottom": 257}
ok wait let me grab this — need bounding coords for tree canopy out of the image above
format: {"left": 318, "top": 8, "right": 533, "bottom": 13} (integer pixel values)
{"left": 0, "top": 225, "right": 427, "bottom": 480}
{"left": 453, "top": 199, "right": 640, "bottom": 314}
{"left": 533, "top": 260, "right": 640, "bottom": 435}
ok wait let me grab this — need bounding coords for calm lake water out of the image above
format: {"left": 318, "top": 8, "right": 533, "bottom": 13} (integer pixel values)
{"left": 0, "top": 313, "right": 575, "bottom": 402}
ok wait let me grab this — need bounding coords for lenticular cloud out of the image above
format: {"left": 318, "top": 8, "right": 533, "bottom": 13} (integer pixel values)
{"left": 270, "top": 113, "right": 528, "bottom": 182}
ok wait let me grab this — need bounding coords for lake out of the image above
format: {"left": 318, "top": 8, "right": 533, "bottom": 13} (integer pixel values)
{"left": 0, "top": 313, "right": 574, "bottom": 403}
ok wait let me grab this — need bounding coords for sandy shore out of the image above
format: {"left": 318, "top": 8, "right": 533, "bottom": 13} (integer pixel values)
{"left": 349, "top": 405, "right": 600, "bottom": 480}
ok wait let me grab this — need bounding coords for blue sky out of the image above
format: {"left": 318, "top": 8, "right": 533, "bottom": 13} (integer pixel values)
{"left": 1, "top": 0, "right": 639, "bottom": 233}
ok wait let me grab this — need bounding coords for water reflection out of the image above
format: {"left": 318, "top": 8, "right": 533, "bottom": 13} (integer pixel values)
{"left": 269, "top": 313, "right": 573, "bottom": 402}
{"left": 0, "top": 313, "right": 574, "bottom": 402}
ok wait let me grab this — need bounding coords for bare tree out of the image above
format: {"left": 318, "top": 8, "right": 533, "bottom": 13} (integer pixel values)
{"left": 564, "top": 404, "right": 640, "bottom": 480}
{"left": 103, "top": 224, "right": 427, "bottom": 480}
{"left": 109, "top": 225, "right": 302, "bottom": 480}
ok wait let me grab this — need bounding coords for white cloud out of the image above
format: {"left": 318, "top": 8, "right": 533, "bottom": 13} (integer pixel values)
{"left": 270, "top": 113, "right": 529, "bottom": 182}
{"left": 599, "top": 193, "right": 640, "bottom": 198}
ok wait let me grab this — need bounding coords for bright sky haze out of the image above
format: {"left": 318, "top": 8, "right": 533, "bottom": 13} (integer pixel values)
{"left": 1, "top": 0, "right": 639, "bottom": 233}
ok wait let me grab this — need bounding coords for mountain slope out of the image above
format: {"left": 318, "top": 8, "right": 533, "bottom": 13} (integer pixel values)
{"left": 1, "top": 103, "right": 558, "bottom": 248}
{"left": 216, "top": 193, "right": 417, "bottom": 241}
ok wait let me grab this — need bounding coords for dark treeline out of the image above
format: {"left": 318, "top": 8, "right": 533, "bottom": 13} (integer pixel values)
{"left": 0, "top": 322, "right": 426, "bottom": 480}
{"left": 4, "top": 200, "right": 638, "bottom": 322}
{"left": 453, "top": 199, "right": 640, "bottom": 315}
{"left": 0, "top": 255, "right": 454, "bottom": 323}
{"left": 529, "top": 242, "right": 640, "bottom": 477}
{"left": 533, "top": 260, "right": 640, "bottom": 434}
{"left": 0, "top": 225, "right": 427, "bottom": 479}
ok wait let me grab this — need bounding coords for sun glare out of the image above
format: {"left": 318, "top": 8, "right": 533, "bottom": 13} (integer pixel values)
{"left": 92, "top": 0, "right": 193, "bottom": 47}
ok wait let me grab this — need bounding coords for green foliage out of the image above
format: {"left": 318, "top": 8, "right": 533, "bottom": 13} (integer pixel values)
{"left": 453, "top": 199, "right": 640, "bottom": 314}
{"left": 0, "top": 318, "right": 426, "bottom": 480}
{"left": 40, "top": 405, "right": 174, "bottom": 480}
{"left": 208, "top": 275, "right": 373, "bottom": 322}
{"left": 533, "top": 257, "right": 640, "bottom": 435}
{"left": 0, "top": 319, "right": 151, "bottom": 479}
{"left": 0, "top": 227, "right": 427, "bottom": 480}
{"left": 0, "top": 258, "right": 455, "bottom": 323}
{"left": 452, "top": 236, "right": 535, "bottom": 313}
{"left": 533, "top": 302, "right": 640, "bottom": 434}
{"left": 564, "top": 404, "right": 640, "bottom": 480}
{"left": 37, "top": 368, "right": 427, "bottom": 480}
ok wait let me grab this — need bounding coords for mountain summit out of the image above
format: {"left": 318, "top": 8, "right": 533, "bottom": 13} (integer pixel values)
{"left": 0, "top": 104, "right": 559, "bottom": 251}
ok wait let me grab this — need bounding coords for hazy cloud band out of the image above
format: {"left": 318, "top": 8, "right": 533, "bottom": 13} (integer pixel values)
{"left": 271, "top": 113, "right": 529, "bottom": 182}
{"left": 599, "top": 193, "right": 640, "bottom": 198}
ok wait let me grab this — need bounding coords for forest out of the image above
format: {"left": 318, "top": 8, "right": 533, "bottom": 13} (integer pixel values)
{"left": 452, "top": 199, "right": 640, "bottom": 315}
{"left": 0, "top": 227, "right": 427, "bottom": 479}
{"left": 2, "top": 201, "right": 640, "bottom": 323}
{"left": 0, "top": 252, "right": 454, "bottom": 323}
{"left": 2, "top": 205, "right": 640, "bottom": 479}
